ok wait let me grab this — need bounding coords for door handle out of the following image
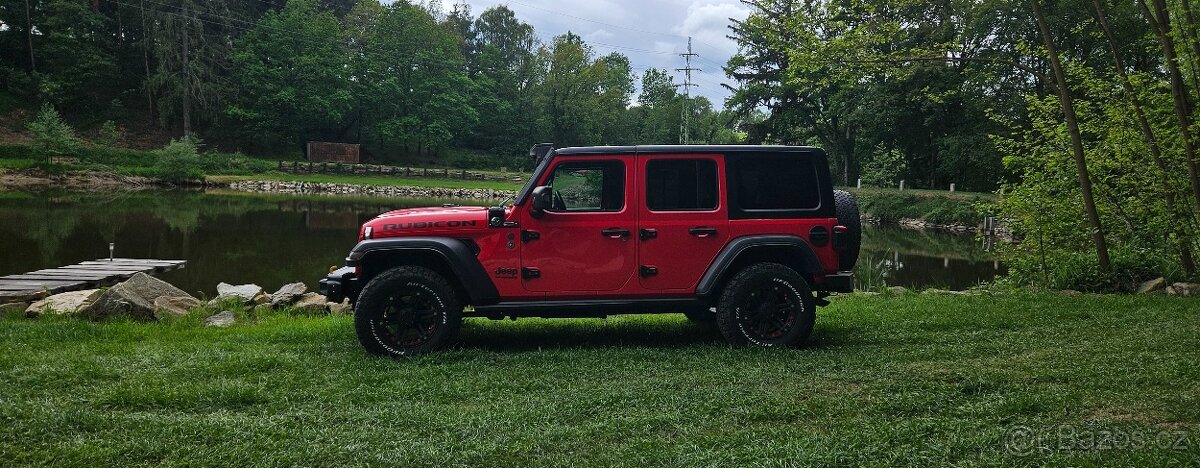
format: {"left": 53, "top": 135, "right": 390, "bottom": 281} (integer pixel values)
{"left": 639, "top": 228, "right": 657, "bottom": 240}
{"left": 601, "top": 228, "right": 630, "bottom": 239}
{"left": 689, "top": 227, "right": 718, "bottom": 238}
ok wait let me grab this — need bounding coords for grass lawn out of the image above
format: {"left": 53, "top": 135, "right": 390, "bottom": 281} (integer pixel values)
{"left": 208, "top": 172, "right": 525, "bottom": 192}
{"left": 1, "top": 292, "right": 1196, "bottom": 465}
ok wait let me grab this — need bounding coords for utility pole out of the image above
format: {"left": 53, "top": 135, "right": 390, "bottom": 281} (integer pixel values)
{"left": 676, "top": 37, "right": 700, "bottom": 144}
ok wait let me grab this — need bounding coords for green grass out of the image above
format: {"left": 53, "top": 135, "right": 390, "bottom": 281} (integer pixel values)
{"left": 1, "top": 292, "right": 1196, "bottom": 465}
{"left": 208, "top": 172, "right": 524, "bottom": 191}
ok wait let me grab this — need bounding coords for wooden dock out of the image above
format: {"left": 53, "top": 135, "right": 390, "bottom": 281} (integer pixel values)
{"left": 0, "top": 258, "right": 187, "bottom": 303}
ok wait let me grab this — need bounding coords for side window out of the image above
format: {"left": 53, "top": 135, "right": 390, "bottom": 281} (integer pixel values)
{"left": 646, "top": 159, "right": 718, "bottom": 211}
{"left": 546, "top": 160, "right": 626, "bottom": 212}
{"left": 733, "top": 155, "right": 821, "bottom": 210}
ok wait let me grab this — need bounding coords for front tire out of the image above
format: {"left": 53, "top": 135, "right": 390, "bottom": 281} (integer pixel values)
{"left": 715, "top": 263, "right": 815, "bottom": 347}
{"left": 354, "top": 266, "right": 462, "bottom": 357}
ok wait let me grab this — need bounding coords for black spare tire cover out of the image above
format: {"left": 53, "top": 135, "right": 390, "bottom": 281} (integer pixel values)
{"left": 833, "top": 190, "right": 861, "bottom": 271}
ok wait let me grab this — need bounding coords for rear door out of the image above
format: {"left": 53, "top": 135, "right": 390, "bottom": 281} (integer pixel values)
{"left": 637, "top": 154, "right": 728, "bottom": 291}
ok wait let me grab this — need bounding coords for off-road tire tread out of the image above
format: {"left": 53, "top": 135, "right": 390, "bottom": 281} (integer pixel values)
{"left": 354, "top": 266, "right": 462, "bottom": 357}
{"left": 833, "top": 189, "right": 862, "bottom": 271}
{"left": 715, "top": 262, "right": 815, "bottom": 347}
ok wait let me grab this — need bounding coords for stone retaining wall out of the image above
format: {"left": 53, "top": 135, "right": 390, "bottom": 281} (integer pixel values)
{"left": 226, "top": 180, "right": 516, "bottom": 200}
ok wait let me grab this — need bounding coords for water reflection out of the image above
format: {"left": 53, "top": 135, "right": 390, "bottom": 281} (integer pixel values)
{"left": 854, "top": 225, "right": 1005, "bottom": 290}
{"left": 0, "top": 190, "right": 1004, "bottom": 296}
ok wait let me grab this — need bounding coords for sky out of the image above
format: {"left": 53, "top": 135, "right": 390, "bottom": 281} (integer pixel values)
{"left": 440, "top": 0, "right": 751, "bottom": 106}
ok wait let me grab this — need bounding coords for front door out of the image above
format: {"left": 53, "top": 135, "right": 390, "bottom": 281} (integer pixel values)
{"left": 521, "top": 155, "right": 637, "bottom": 293}
{"left": 638, "top": 154, "right": 728, "bottom": 291}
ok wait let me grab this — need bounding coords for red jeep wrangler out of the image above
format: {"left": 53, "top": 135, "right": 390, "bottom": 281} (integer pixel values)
{"left": 321, "top": 145, "right": 860, "bottom": 356}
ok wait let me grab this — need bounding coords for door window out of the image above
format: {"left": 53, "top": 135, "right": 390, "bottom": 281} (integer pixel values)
{"left": 545, "top": 161, "right": 626, "bottom": 212}
{"left": 646, "top": 159, "right": 718, "bottom": 211}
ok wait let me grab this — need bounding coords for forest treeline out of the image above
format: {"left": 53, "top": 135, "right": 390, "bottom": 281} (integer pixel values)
{"left": 4, "top": 0, "right": 1200, "bottom": 288}
{"left": 0, "top": 0, "right": 740, "bottom": 167}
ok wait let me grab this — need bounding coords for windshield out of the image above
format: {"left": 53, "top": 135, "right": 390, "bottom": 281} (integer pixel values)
{"left": 511, "top": 151, "right": 554, "bottom": 206}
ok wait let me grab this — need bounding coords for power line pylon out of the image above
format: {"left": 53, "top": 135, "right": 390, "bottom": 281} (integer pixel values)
{"left": 676, "top": 37, "right": 700, "bottom": 144}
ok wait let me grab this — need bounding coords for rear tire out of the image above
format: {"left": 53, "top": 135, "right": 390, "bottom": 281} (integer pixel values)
{"left": 354, "top": 266, "right": 462, "bottom": 357}
{"left": 715, "top": 263, "right": 815, "bottom": 347}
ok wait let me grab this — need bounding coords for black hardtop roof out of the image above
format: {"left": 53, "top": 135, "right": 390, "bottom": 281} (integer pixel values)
{"left": 552, "top": 145, "right": 824, "bottom": 156}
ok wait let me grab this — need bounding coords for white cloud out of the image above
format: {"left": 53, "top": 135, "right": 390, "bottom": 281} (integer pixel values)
{"left": 673, "top": 2, "right": 750, "bottom": 56}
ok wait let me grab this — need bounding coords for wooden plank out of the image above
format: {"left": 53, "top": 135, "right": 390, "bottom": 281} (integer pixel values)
{"left": 0, "top": 279, "right": 87, "bottom": 289}
{"left": 92, "top": 258, "right": 186, "bottom": 264}
{"left": 20, "top": 270, "right": 120, "bottom": 279}
{"left": 46, "top": 264, "right": 154, "bottom": 272}
{"left": 1, "top": 275, "right": 104, "bottom": 283}
{"left": 0, "top": 290, "right": 46, "bottom": 302}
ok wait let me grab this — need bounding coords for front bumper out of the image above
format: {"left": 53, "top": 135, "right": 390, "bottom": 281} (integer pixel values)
{"left": 820, "top": 271, "right": 854, "bottom": 293}
{"left": 319, "top": 266, "right": 359, "bottom": 304}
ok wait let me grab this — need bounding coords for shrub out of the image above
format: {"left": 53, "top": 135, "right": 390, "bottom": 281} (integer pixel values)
{"left": 151, "top": 137, "right": 205, "bottom": 182}
{"left": 94, "top": 120, "right": 121, "bottom": 147}
{"left": 1002, "top": 247, "right": 1181, "bottom": 293}
{"left": 26, "top": 103, "right": 79, "bottom": 160}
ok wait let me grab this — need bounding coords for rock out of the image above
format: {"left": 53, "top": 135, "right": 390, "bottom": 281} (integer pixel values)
{"left": 853, "top": 291, "right": 880, "bottom": 296}
{"left": 253, "top": 292, "right": 271, "bottom": 305}
{"left": 328, "top": 300, "right": 352, "bottom": 315}
{"left": 215, "top": 282, "right": 263, "bottom": 304}
{"left": 922, "top": 288, "right": 965, "bottom": 295}
{"left": 887, "top": 286, "right": 908, "bottom": 295}
{"left": 291, "top": 293, "right": 328, "bottom": 314}
{"left": 81, "top": 273, "right": 196, "bottom": 321}
{"left": 1137, "top": 277, "right": 1167, "bottom": 294}
{"left": 1166, "top": 286, "right": 1178, "bottom": 296}
{"left": 269, "top": 282, "right": 307, "bottom": 306}
{"left": 25, "top": 289, "right": 101, "bottom": 317}
{"left": 204, "top": 311, "right": 235, "bottom": 327}
{"left": 1059, "top": 289, "right": 1083, "bottom": 296}
{"left": 153, "top": 296, "right": 201, "bottom": 317}
{"left": 1171, "top": 282, "right": 1200, "bottom": 296}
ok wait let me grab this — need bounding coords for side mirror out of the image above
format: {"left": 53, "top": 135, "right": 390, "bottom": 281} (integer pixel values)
{"left": 530, "top": 186, "right": 552, "bottom": 217}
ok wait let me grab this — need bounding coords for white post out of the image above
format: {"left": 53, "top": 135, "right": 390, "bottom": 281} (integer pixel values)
{"left": 899, "top": 180, "right": 905, "bottom": 191}
{"left": 856, "top": 178, "right": 862, "bottom": 189}
{"left": 109, "top": 243, "right": 114, "bottom": 262}
{"left": 949, "top": 183, "right": 956, "bottom": 192}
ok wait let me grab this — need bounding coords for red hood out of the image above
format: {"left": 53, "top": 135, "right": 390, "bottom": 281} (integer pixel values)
{"left": 364, "top": 205, "right": 489, "bottom": 239}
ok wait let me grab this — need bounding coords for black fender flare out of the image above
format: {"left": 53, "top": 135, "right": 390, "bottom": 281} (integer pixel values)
{"left": 347, "top": 237, "right": 500, "bottom": 305}
{"left": 694, "top": 235, "right": 823, "bottom": 297}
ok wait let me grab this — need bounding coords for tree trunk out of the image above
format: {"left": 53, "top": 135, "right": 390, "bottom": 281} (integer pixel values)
{"left": 181, "top": 3, "right": 192, "bottom": 137}
{"left": 140, "top": 0, "right": 153, "bottom": 121}
{"left": 1030, "top": 0, "right": 1112, "bottom": 271}
{"left": 1094, "top": 0, "right": 1196, "bottom": 273}
{"left": 24, "top": 0, "right": 35, "bottom": 73}
{"left": 1140, "top": 0, "right": 1200, "bottom": 217}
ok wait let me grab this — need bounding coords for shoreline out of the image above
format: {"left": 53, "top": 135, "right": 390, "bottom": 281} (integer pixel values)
{"left": 1, "top": 169, "right": 1005, "bottom": 235}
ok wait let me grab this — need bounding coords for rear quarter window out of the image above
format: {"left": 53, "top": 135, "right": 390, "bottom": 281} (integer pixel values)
{"left": 727, "top": 153, "right": 826, "bottom": 218}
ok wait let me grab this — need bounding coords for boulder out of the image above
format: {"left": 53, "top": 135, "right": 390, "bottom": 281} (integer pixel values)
{"left": 25, "top": 289, "right": 101, "bottom": 317}
{"left": 291, "top": 293, "right": 328, "bottom": 315}
{"left": 252, "top": 292, "right": 271, "bottom": 305}
{"left": 328, "top": 300, "right": 352, "bottom": 315}
{"left": 1171, "top": 282, "right": 1200, "bottom": 296}
{"left": 1166, "top": 285, "right": 1179, "bottom": 296}
{"left": 81, "top": 273, "right": 196, "bottom": 321}
{"left": 204, "top": 311, "right": 235, "bottom": 327}
{"left": 1137, "top": 277, "right": 1167, "bottom": 294}
{"left": 269, "top": 282, "right": 307, "bottom": 306}
{"left": 153, "top": 296, "right": 202, "bottom": 317}
{"left": 215, "top": 282, "right": 263, "bottom": 304}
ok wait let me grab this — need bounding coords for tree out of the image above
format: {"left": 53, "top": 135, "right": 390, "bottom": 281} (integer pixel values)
{"left": 227, "top": 0, "right": 352, "bottom": 151}
{"left": 146, "top": 0, "right": 234, "bottom": 136}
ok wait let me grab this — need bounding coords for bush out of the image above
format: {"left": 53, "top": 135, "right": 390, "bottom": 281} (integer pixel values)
{"left": 26, "top": 103, "right": 79, "bottom": 160}
{"left": 1003, "top": 247, "right": 1182, "bottom": 293}
{"left": 94, "top": 120, "right": 121, "bottom": 147}
{"left": 151, "top": 137, "right": 205, "bottom": 182}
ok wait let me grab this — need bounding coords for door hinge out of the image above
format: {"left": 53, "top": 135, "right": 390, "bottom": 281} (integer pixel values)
{"left": 521, "top": 230, "right": 540, "bottom": 242}
{"left": 521, "top": 267, "right": 541, "bottom": 279}
{"left": 639, "top": 265, "right": 658, "bottom": 277}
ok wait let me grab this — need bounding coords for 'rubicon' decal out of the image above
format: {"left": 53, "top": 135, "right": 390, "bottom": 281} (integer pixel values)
{"left": 381, "top": 220, "right": 478, "bottom": 230}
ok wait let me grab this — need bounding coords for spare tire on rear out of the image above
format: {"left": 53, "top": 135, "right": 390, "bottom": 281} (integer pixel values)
{"left": 833, "top": 190, "right": 861, "bottom": 271}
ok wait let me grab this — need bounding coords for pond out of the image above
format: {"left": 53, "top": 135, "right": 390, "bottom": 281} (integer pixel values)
{"left": 0, "top": 190, "right": 1003, "bottom": 297}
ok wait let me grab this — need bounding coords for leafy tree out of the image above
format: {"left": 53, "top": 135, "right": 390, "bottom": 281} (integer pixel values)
{"left": 27, "top": 103, "right": 79, "bottom": 160}
{"left": 227, "top": 0, "right": 352, "bottom": 152}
